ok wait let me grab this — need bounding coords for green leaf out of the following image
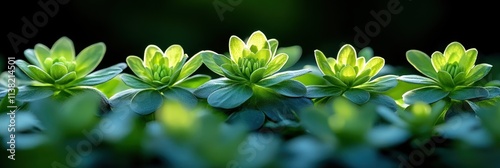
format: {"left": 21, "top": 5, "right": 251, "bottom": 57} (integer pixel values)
{"left": 364, "top": 57, "right": 385, "bottom": 77}
{"left": 50, "top": 37, "right": 75, "bottom": 61}
{"left": 55, "top": 72, "right": 76, "bottom": 85}
{"left": 314, "top": 50, "right": 335, "bottom": 76}
{"left": 403, "top": 86, "right": 449, "bottom": 104}
{"left": 463, "top": 63, "right": 492, "bottom": 85}
{"left": 444, "top": 42, "right": 465, "bottom": 61}
{"left": 339, "top": 65, "right": 356, "bottom": 85}
{"left": 49, "top": 63, "right": 68, "bottom": 80}
{"left": 16, "top": 60, "right": 50, "bottom": 83}
{"left": 144, "top": 45, "right": 162, "bottom": 68}
{"left": 398, "top": 75, "right": 437, "bottom": 85}
{"left": 250, "top": 68, "right": 266, "bottom": 83}
{"left": 16, "top": 86, "right": 54, "bottom": 102}
{"left": 109, "top": 89, "right": 141, "bottom": 108}
{"left": 356, "top": 75, "right": 398, "bottom": 92}
{"left": 258, "top": 69, "right": 310, "bottom": 87}
{"left": 278, "top": 45, "right": 302, "bottom": 70}
{"left": 130, "top": 89, "right": 163, "bottom": 115}
{"left": 337, "top": 44, "right": 356, "bottom": 66}
{"left": 452, "top": 72, "right": 466, "bottom": 85}
{"left": 165, "top": 45, "right": 184, "bottom": 67}
{"left": 75, "top": 42, "right": 106, "bottom": 78}
{"left": 207, "top": 84, "right": 253, "bottom": 109}
{"left": 406, "top": 50, "right": 438, "bottom": 79}
{"left": 72, "top": 63, "right": 126, "bottom": 86}
{"left": 174, "top": 74, "right": 211, "bottom": 89}
{"left": 431, "top": 51, "right": 446, "bottom": 72}
{"left": 254, "top": 49, "right": 272, "bottom": 65}
{"left": 227, "top": 108, "right": 265, "bottom": 130}
{"left": 343, "top": 88, "right": 370, "bottom": 104}
{"left": 28, "top": 65, "right": 54, "bottom": 83}
{"left": 306, "top": 85, "right": 343, "bottom": 98}
{"left": 201, "top": 51, "right": 232, "bottom": 76}
{"left": 229, "top": 36, "right": 246, "bottom": 62}
{"left": 437, "top": 70, "right": 455, "bottom": 88}
{"left": 449, "top": 86, "right": 489, "bottom": 100}
{"left": 121, "top": 73, "right": 153, "bottom": 89}
{"left": 178, "top": 51, "right": 203, "bottom": 80}
{"left": 126, "top": 56, "right": 150, "bottom": 80}
{"left": 268, "top": 39, "right": 279, "bottom": 56}
{"left": 34, "top": 44, "right": 51, "bottom": 70}
{"left": 358, "top": 47, "right": 374, "bottom": 59}
{"left": 356, "top": 57, "right": 366, "bottom": 70}
{"left": 221, "top": 64, "right": 246, "bottom": 81}
{"left": 323, "top": 75, "right": 347, "bottom": 87}
{"left": 264, "top": 53, "right": 288, "bottom": 76}
{"left": 24, "top": 49, "right": 40, "bottom": 66}
{"left": 462, "top": 49, "right": 478, "bottom": 72}
{"left": 247, "top": 31, "right": 269, "bottom": 51}
{"left": 267, "top": 80, "right": 306, "bottom": 97}
{"left": 193, "top": 77, "right": 233, "bottom": 98}
{"left": 352, "top": 69, "right": 371, "bottom": 86}
{"left": 370, "top": 94, "right": 398, "bottom": 113}
{"left": 163, "top": 87, "right": 198, "bottom": 107}
{"left": 485, "top": 86, "right": 500, "bottom": 98}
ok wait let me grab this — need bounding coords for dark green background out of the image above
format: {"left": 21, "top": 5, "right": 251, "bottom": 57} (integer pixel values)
{"left": 2, "top": 0, "right": 499, "bottom": 73}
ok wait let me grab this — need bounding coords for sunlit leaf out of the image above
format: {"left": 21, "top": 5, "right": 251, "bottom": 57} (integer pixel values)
{"left": 75, "top": 42, "right": 106, "bottom": 78}
{"left": 207, "top": 84, "right": 253, "bottom": 109}
{"left": 406, "top": 50, "right": 437, "bottom": 79}
{"left": 403, "top": 86, "right": 449, "bottom": 104}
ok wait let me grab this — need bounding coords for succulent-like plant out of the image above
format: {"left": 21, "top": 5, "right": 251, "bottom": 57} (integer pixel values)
{"left": 110, "top": 44, "right": 209, "bottom": 115}
{"left": 306, "top": 44, "right": 398, "bottom": 105}
{"left": 15, "top": 37, "right": 126, "bottom": 101}
{"left": 399, "top": 42, "right": 500, "bottom": 105}
{"left": 194, "top": 31, "right": 311, "bottom": 129}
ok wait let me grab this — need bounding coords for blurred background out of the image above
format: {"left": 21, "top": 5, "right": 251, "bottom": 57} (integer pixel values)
{"left": 2, "top": 0, "right": 500, "bottom": 74}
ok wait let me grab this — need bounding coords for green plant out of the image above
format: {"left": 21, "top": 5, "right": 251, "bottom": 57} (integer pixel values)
{"left": 194, "top": 30, "right": 311, "bottom": 129}
{"left": 110, "top": 44, "right": 210, "bottom": 115}
{"left": 306, "top": 44, "right": 398, "bottom": 105}
{"left": 14, "top": 37, "right": 126, "bottom": 102}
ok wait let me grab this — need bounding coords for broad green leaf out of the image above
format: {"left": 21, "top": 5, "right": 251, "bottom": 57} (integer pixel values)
{"left": 229, "top": 36, "right": 245, "bottom": 62}
{"left": 201, "top": 51, "right": 231, "bottom": 76}
{"left": 306, "top": 85, "right": 343, "bottom": 98}
{"left": 144, "top": 45, "right": 162, "bottom": 68}
{"left": 431, "top": 51, "right": 446, "bottom": 72}
{"left": 364, "top": 57, "right": 384, "bottom": 77}
{"left": 250, "top": 68, "right": 266, "bottom": 83}
{"left": 278, "top": 45, "right": 302, "bottom": 70}
{"left": 49, "top": 63, "right": 68, "bottom": 80}
{"left": 358, "top": 47, "right": 374, "bottom": 59}
{"left": 16, "top": 86, "right": 54, "bottom": 102}
{"left": 452, "top": 72, "right": 466, "bottom": 85}
{"left": 254, "top": 49, "right": 272, "bottom": 65}
{"left": 371, "top": 94, "right": 398, "bottom": 113}
{"left": 264, "top": 53, "right": 288, "bottom": 76}
{"left": 16, "top": 60, "right": 50, "bottom": 83}
{"left": 163, "top": 87, "right": 198, "bottom": 107}
{"left": 268, "top": 80, "right": 306, "bottom": 97}
{"left": 462, "top": 49, "right": 478, "bottom": 72}
{"left": 24, "top": 49, "right": 40, "bottom": 66}
{"left": 258, "top": 69, "right": 310, "bottom": 87}
{"left": 207, "top": 84, "right": 253, "bottom": 109}
{"left": 352, "top": 69, "right": 371, "bottom": 86}
{"left": 221, "top": 64, "right": 246, "bottom": 81}
{"left": 314, "top": 50, "right": 335, "bottom": 76}
{"left": 356, "top": 57, "right": 366, "bottom": 70}
{"left": 268, "top": 39, "right": 279, "bottom": 56}
{"left": 337, "top": 44, "right": 356, "bottom": 66}
{"left": 55, "top": 72, "right": 76, "bottom": 85}
{"left": 437, "top": 70, "right": 455, "bottom": 89}
{"left": 34, "top": 44, "right": 51, "bottom": 70}
{"left": 165, "top": 45, "right": 184, "bottom": 67}
{"left": 339, "top": 65, "right": 356, "bottom": 85}
{"left": 28, "top": 65, "right": 54, "bottom": 83}
{"left": 126, "top": 56, "right": 150, "bottom": 80}
{"left": 227, "top": 108, "right": 265, "bottom": 130}
{"left": 109, "top": 89, "right": 141, "bottom": 107}
{"left": 151, "top": 51, "right": 163, "bottom": 66}
{"left": 178, "top": 52, "right": 203, "bottom": 80}
{"left": 323, "top": 75, "right": 347, "bottom": 87}
{"left": 75, "top": 42, "right": 106, "bottom": 78}
{"left": 343, "top": 88, "right": 370, "bottom": 104}
{"left": 72, "top": 63, "right": 126, "bottom": 86}
{"left": 463, "top": 63, "right": 492, "bottom": 85}
{"left": 121, "top": 73, "right": 153, "bottom": 89}
{"left": 444, "top": 42, "right": 465, "bottom": 61}
{"left": 50, "top": 37, "right": 75, "bottom": 61}
{"left": 327, "top": 58, "right": 336, "bottom": 68}
{"left": 403, "top": 86, "right": 449, "bottom": 104}
{"left": 130, "top": 89, "right": 163, "bottom": 115}
{"left": 246, "top": 31, "right": 269, "bottom": 51}
{"left": 406, "top": 50, "right": 437, "bottom": 79}
{"left": 398, "top": 75, "right": 437, "bottom": 85}
{"left": 449, "top": 87, "right": 489, "bottom": 100}
{"left": 193, "top": 77, "right": 233, "bottom": 98}
{"left": 175, "top": 74, "right": 211, "bottom": 89}
{"left": 485, "top": 86, "right": 500, "bottom": 98}
{"left": 356, "top": 75, "right": 398, "bottom": 93}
